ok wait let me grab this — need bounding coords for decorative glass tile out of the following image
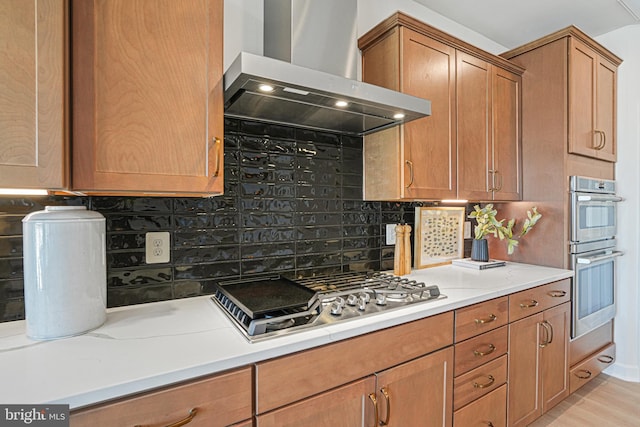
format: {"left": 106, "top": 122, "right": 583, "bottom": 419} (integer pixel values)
{"left": 174, "top": 230, "right": 240, "bottom": 247}
{"left": 174, "top": 262, "right": 241, "bottom": 280}
{"left": 241, "top": 243, "right": 295, "bottom": 259}
{"left": 0, "top": 258, "right": 22, "bottom": 280}
{"left": 297, "top": 226, "right": 342, "bottom": 240}
{"left": 241, "top": 257, "right": 295, "bottom": 275}
{"left": 295, "top": 239, "right": 342, "bottom": 254}
{"left": 296, "top": 253, "right": 342, "bottom": 269}
{"left": 107, "top": 285, "right": 173, "bottom": 308}
{"left": 107, "top": 232, "right": 145, "bottom": 251}
{"left": 0, "top": 279, "right": 24, "bottom": 299}
{"left": 0, "top": 236, "right": 23, "bottom": 257}
{"left": 107, "top": 251, "right": 146, "bottom": 269}
{"left": 106, "top": 214, "right": 172, "bottom": 232}
{"left": 295, "top": 212, "right": 342, "bottom": 226}
{"left": 242, "top": 228, "right": 296, "bottom": 243}
{"left": 91, "top": 197, "right": 172, "bottom": 213}
{"left": 0, "top": 215, "right": 26, "bottom": 236}
{"left": 242, "top": 212, "right": 294, "bottom": 228}
{"left": 297, "top": 185, "right": 340, "bottom": 200}
{"left": 107, "top": 267, "right": 172, "bottom": 287}
{"left": 173, "top": 246, "right": 240, "bottom": 264}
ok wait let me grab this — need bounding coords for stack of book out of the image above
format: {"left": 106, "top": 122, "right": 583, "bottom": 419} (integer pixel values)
{"left": 451, "top": 258, "right": 506, "bottom": 270}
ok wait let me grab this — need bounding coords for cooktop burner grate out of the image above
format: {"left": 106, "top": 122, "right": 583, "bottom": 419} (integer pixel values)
{"left": 211, "top": 271, "right": 446, "bottom": 342}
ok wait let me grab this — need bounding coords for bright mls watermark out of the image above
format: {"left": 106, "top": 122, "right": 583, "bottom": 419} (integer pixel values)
{"left": 0, "top": 405, "right": 69, "bottom": 426}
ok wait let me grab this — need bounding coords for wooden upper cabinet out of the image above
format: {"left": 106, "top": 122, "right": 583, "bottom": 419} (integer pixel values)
{"left": 569, "top": 37, "right": 617, "bottom": 162}
{"left": 361, "top": 26, "right": 457, "bottom": 200}
{"left": 0, "top": 0, "right": 67, "bottom": 190}
{"left": 503, "top": 26, "right": 621, "bottom": 166}
{"left": 71, "top": 0, "right": 224, "bottom": 196}
{"left": 359, "top": 12, "right": 522, "bottom": 201}
{"left": 457, "top": 53, "right": 522, "bottom": 201}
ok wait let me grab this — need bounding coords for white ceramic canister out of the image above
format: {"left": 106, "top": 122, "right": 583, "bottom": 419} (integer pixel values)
{"left": 22, "top": 206, "right": 107, "bottom": 340}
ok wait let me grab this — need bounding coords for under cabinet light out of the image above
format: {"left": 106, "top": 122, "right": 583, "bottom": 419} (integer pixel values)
{"left": 0, "top": 189, "right": 49, "bottom": 196}
{"left": 441, "top": 199, "right": 468, "bottom": 204}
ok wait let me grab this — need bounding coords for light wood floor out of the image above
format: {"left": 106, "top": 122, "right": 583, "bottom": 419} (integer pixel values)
{"left": 529, "top": 374, "right": 640, "bottom": 426}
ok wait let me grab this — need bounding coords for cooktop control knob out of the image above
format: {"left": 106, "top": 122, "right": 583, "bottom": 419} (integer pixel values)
{"left": 330, "top": 301, "right": 343, "bottom": 315}
{"left": 335, "top": 296, "right": 346, "bottom": 308}
{"left": 357, "top": 296, "right": 368, "bottom": 311}
{"left": 346, "top": 294, "right": 358, "bottom": 306}
{"left": 359, "top": 292, "right": 370, "bottom": 303}
{"left": 376, "top": 293, "right": 387, "bottom": 306}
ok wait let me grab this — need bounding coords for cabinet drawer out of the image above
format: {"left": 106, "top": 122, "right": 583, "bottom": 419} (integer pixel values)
{"left": 256, "top": 312, "right": 453, "bottom": 414}
{"left": 455, "top": 296, "right": 508, "bottom": 342}
{"left": 510, "top": 279, "right": 570, "bottom": 322}
{"left": 454, "top": 355, "right": 507, "bottom": 410}
{"left": 70, "top": 367, "right": 253, "bottom": 427}
{"left": 570, "top": 343, "right": 616, "bottom": 394}
{"left": 454, "top": 384, "right": 507, "bottom": 427}
{"left": 570, "top": 320, "right": 613, "bottom": 367}
{"left": 454, "top": 326, "right": 508, "bottom": 376}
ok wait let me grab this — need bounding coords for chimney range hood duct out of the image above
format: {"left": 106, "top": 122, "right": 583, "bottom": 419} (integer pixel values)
{"left": 223, "top": 1, "right": 431, "bottom": 136}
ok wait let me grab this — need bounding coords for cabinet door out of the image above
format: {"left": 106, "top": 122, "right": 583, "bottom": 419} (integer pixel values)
{"left": 492, "top": 67, "right": 521, "bottom": 200}
{"left": 401, "top": 29, "right": 457, "bottom": 200}
{"left": 457, "top": 52, "right": 491, "bottom": 200}
{"left": 0, "top": 0, "right": 67, "bottom": 190}
{"left": 508, "top": 313, "right": 543, "bottom": 427}
{"left": 375, "top": 347, "right": 453, "bottom": 427}
{"left": 568, "top": 37, "right": 617, "bottom": 162}
{"left": 595, "top": 56, "right": 617, "bottom": 161}
{"left": 256, "top": 377, "right": 375, "bottom": 427}
{"left": 541, "top": 302, "right": 570, "bottom": 412}
{"left": 72, "top": 0, "right": 224, "bottom": 196}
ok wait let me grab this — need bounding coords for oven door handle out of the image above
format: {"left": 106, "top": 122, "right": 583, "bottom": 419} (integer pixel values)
{"left": 576, "top": 251, "right": 624, "bottom": 264}
{"left": 577, "top": 195, "right": 624, "bottom": 202}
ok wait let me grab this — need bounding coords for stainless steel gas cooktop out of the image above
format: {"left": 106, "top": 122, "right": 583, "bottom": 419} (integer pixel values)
{"left": 211, "top": 272, "right": 445, "bottom": 342}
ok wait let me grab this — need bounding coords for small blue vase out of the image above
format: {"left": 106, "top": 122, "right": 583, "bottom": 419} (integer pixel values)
{"left": 471, "top": 239, "right": 489, "bottom": 262}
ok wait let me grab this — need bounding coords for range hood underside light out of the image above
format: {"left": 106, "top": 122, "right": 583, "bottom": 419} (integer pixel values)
{"left": 223, "top": 53, "right": 431, "bottom": 136}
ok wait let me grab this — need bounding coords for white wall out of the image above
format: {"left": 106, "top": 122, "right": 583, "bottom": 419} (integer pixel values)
{"left": 596, "top": 25, "right": 640, "bottom": 382}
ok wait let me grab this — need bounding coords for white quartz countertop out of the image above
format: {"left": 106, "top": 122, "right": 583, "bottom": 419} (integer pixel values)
{"left": 0, "top": 262, "right": 572, "bottom": 410}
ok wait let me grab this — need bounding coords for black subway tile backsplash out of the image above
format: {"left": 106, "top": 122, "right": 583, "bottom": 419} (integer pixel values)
{"left": 0, "top": 118, "right": 457, "bottom": 323}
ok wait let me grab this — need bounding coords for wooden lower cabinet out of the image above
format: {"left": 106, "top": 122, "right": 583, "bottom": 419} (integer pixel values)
{"left": 256, "top": 377, "right": 376, "bottom": 427}
{"left": 70, "top": 367, "right": 252, "bottom": 427}
{"left": 454, "top": 384, "right": 506, "bottom": 427}
{"left": 570, "top": 343, "right": 616, "bottom": 394}
{"left": 508, "top": 302, "right": 570, "bottom": 426}
{"left": 375, "top": 347, "right": 454, "bottom": 426}
{"left": 258, "top": 347, "right": 454, "bottom": 427}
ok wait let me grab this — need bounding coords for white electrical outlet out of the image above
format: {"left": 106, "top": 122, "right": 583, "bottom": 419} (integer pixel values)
{"left": 464, "top": 221, "right": 472, "bottom": 239}
{"left": 145, "top": 232, "right": 170, "bottom": 264}
{"left": 386, "top": 224, "right": 397, "bottom": 245}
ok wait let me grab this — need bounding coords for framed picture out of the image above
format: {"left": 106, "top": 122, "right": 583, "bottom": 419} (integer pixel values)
{"left": 414, "top": 206, "right": 465, "bottom": 268}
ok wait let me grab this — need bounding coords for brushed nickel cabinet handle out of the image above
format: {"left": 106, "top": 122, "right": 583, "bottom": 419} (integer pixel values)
{"left": 548, "top": 290, "right": 567, "bottom": 298}
{"left": 475, "top": 314, "right": 497, "bottom": 324}
{"left": 519, "top": 299, "right": 539, "bottom": 309}
{"left": 380, "top": 387, "right": 391, "bottom": 426}
{"left": 598, "top": 355, "right": 614, "bottom": 364}
{"left": 494, "top": 170, "right": 502, "bottom": 191}
{"left": 368, "top": 392, "right": 379, "bottom": 427}
{"left": 212, "top": 137, "right": 222, "bottom": 177}
{"left": 473, "top": 375, "right": 496, "bottom": 389}
{"left": 405, "top": 160, "right": 414, "bottom": 188}
{"left": 575, "top": 369, "right": 592, "bottom": 379}
{"left": 539, "top": 321, "right": 554, "bottom": 348}
{"left": 134, "top": 408, "right": 198, "bottom": 427}
{"left": 474, "top": 343, "right": 496, "bottom": 357}
{"left": 488, "top": 169, "right": 496, "bottom": 191}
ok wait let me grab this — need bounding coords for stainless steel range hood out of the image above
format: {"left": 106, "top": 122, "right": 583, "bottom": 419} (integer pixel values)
{"left": 223, "top": 0, "right": 431, "bottom": 136}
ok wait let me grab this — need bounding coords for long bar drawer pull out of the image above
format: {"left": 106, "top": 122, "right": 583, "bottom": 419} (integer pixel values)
{"left": 548, "top": 290, "right": 567, "bottom": 298}
{"left": 368, "top": 393, "right": 379, "bottom": 427}
{"left": 575, "top": 370, "right": 592, "bottom": 379}
{"left": 598, "top": 355, "right": 614, "bottom": 364}
{"left": 134, "top": 408, "right": 198, "bottom": 427}
{"left": 380, "top": 387, "right": 391, "bottom": 426}
{"left": 474, "top": 344, "right": 496, "bottom": 357}
{"left": 475, "top": 314, "right": 497, "bottom": 324}
{"left": 473, "top": 375, "right": 495, "bottom": 389}
{"left": 482, "top": 422, "right": 495, "bottom": 427}
{"left": 519, "top": 300, "right": 539, "bottom": 309}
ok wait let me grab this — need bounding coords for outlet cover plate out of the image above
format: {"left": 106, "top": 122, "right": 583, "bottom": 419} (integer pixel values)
{"left": 386, "top": 224, "right": 396, "bottom": 245}
{"left": 145, "top": 231, "right": 170, "bottom": 264}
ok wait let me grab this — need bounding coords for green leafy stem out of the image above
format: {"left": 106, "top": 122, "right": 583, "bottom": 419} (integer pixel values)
{"left": 468, "top": 204, "right": 542, "bottom": 255}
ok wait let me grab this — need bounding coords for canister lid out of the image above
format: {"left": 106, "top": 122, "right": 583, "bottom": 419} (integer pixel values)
{"left": 22, "top": 206, "right": 105, "bottom": 223}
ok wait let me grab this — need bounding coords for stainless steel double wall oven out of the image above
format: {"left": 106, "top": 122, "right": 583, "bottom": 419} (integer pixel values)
{"left": 569, "top": 176, "right": 623, "bottom": 338}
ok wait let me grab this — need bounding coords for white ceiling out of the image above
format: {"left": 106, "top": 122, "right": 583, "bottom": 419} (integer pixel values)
{"left": 413, "top": 0, "right": 640, "bottom": 48}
